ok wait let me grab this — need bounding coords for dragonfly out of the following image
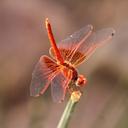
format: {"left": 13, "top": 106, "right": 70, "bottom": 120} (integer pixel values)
{"left": 30, "top": 18, "right": 115, "bottom": 103}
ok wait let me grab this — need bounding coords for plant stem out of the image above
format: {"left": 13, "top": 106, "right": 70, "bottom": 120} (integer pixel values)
{"left": 57, "top": 91, "right": 81, "bottom": 128}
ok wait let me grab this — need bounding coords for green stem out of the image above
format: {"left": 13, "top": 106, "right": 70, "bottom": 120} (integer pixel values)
{"left": 57, "top": 92, "right": 81, "bottom": 128}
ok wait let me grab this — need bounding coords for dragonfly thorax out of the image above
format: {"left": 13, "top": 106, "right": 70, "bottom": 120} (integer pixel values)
{"left": 62, "top": 62, "right": 78, "bottom": 81}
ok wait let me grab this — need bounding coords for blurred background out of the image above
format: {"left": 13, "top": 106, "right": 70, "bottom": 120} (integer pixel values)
{"left": 0, "top": 0, "right": 128, "bottom": 128}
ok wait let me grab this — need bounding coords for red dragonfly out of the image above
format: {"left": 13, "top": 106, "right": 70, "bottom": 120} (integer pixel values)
{"left": 30, "top": 18, "right": 115, "bottom": 102}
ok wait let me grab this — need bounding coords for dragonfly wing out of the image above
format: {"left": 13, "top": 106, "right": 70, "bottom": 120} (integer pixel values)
{"left": 49, "top": 25, "right": 93, "bottom": 60}
{"left": 51, "top": 71, "right": 72, "bottom": 103}
{"left": 30, "top": 55, "right": 58, "bottom": 97}
{"left": 50, "top": 27, "right": 115, "bottom": 66}
{"left": 72, "top": 28, "right": 115, "bottom": 66}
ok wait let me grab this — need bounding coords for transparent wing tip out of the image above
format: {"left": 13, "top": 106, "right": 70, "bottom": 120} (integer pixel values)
{"left": 105, "top": 28, "right": 115, "bottom": 37}
{"left": 111, "top": 28, "right": 115, "bottom": 36}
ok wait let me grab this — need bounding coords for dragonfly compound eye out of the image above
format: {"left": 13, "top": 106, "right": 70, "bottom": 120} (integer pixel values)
{"left": 76, "top": 75, "right": 87, "bottom": 87}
